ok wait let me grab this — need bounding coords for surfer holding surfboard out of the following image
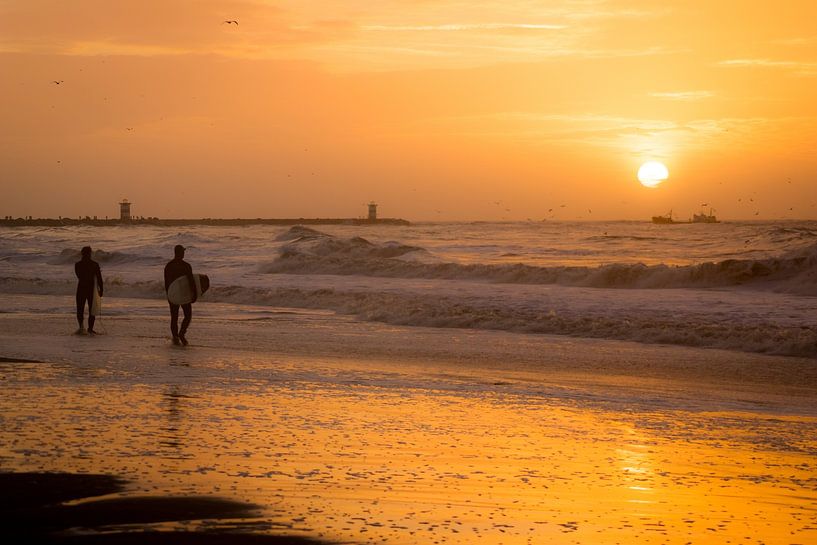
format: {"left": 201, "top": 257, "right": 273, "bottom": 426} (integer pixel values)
{"left": 164, "top": 244, "right": 208, "bottom": 346}
{"left": 74, "top": 246, "right": 103, "bottom": 335}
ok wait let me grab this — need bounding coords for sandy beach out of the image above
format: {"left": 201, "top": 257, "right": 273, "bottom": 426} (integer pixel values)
{"left": 2, "top": 293, "right": 816, "bottom": 544}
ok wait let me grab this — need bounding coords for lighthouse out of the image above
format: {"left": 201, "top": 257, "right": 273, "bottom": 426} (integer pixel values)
{"left": 368, "top": 202, "right": 377, "bottom": 222}
{"left": 119, "top": 199, "right": 132, "bottom": 221}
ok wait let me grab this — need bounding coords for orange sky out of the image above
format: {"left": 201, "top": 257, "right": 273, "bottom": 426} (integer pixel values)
{"left": 1, "top": 0, "right": 816, "bottom": 220}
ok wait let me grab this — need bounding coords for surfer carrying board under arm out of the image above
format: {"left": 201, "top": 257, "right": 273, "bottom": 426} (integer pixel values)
{"left": 74, "top": 246, "right": 103, "bottom": 335}
{"left": 164, "top": 244, "right": 197, "bottom": 346}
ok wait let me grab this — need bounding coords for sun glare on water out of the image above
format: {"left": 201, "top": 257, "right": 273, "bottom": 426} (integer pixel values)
{"left": 638, "top": 161, "right": 669, "bottom": 188}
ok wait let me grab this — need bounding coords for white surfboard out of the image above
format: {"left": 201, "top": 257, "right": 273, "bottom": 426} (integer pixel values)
{"left": 167, "top": 274, "right": 209, "bottom": 305}
{"left": 90, "top": 276, "right": 102, "bottom": 316}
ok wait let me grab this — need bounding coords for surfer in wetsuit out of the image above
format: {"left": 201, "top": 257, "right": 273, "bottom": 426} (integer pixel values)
{"left": 164, "top": 244, "right": 196, "bottom": 346}
{"left": 75, "top": 246, "right": 103, "bottom": 335}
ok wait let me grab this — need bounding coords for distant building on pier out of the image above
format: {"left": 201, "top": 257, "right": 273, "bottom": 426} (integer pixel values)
{"left": 368, "top": 202, "right": 377, "bottom": 221}
{"left": 119, "top": 199, "right": 132, "bottom": 221}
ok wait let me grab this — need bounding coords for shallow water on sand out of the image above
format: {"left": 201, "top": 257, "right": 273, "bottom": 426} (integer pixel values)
{"left": 1, "top": 296, "right": 816, "bottom": 544}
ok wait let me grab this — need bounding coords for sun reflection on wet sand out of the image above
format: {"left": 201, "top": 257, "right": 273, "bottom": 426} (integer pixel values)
{"left": 1, "top": 359, "right": 816, "bottom": 544}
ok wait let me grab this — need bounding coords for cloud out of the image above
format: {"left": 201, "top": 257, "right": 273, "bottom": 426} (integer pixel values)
{"left": 361, "top": 23, "right": 567, "bottom": 31}
{"left": 719, "top": 58, "right": 817, "bottom": 76}
{"left": 773, "top": 35, "right": 817, "bottom": 46}
{"left": 648, "top": 91, "right": 714, "bottom": 101}
{"left": 0, "top": 0, "right": 354, "bottom": 58}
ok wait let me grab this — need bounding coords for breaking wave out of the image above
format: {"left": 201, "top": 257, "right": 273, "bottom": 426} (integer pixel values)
{"left": 50, "top": 248, "right": 164, "bottom": 265}
{"left": 1, "top": 276, "right": 815, "bottom": 358}
{"left": 262, "top": 228, "right": 817, "bottom": 295}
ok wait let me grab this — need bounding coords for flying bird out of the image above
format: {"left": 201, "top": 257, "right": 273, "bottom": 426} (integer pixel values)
{"left": 52, "top": 80, "right": 64, "bottom": 85}
{"left": 223, "top": 20, "right": 239, "bottom": 25}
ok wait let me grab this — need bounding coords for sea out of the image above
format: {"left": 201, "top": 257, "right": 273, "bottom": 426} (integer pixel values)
{"left": 1, "top": 220, "right": 816, "bottom": 358}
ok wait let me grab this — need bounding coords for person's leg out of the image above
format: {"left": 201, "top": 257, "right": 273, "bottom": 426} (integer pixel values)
{"left": 169, "top": 303, "right": 180, "bottom": 340}
{"left": 179, "top": 303, "right": 192, "bottom": 343}
{"left": 88, "top": 313, "right": 96, "bottom": 333}
{"left": 76, "top": 291, "right": 85, "bottom": 330}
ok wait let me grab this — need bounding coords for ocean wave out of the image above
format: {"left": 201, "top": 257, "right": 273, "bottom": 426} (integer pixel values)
{"left": 585, "top": 234, "right": 666, "bottom": 242}
{"left": 275, "top": 226, "right": 426, "bottom": 260}
{"left": 262, "top": 229, "right": 817, "bottom": 295}
{"left": 50, "top": 248, "right": 164, "bottom": 265}
{"left": 274, "top": 225, "right": 327, "bottom": 241}
{"left": 2, "top": 276, "right": 813, "bottom": 358}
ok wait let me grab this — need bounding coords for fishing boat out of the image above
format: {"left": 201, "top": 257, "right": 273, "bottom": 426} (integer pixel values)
{"left": 692, "top": 207, "right": 720, "bottom": 223}
{"left": 651, "top": 210, "right": 689, "bottom": 224}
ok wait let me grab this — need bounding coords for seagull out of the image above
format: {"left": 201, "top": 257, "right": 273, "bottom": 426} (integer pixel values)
{"left": 223, "top": 20, "right": 239, "bottom": 25}
{"left": 52, "top": 80, "right": 64, "bottom": 85}
{"left": 126, "top": 127, "right": 134, "bottom": 131}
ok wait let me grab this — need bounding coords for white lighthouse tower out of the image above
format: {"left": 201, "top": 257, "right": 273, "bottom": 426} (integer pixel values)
{"left": 119, "top": 199, "right": 132, "bottom": 221}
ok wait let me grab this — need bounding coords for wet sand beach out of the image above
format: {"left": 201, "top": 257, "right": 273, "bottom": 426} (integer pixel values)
{"left": 1, "top": 294, "right": 816, "bottom": 544}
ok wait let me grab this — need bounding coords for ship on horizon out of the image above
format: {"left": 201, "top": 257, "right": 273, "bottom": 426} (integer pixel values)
{"left": 652, "top": 207, "right": 720, "bottom": 224}
{"left": 692, "top": 207, "right": 720, "bottom": 223}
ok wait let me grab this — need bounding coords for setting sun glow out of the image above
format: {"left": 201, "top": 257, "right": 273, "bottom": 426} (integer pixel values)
{"left": 638, "top": 161, "right": 669, "bottom": 188}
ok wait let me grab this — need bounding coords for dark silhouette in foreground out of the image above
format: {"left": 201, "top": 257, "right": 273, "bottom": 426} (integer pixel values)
{"left": 164, "top": 244, "right": 196, "bottom": 346}
{"left": 75, "top": 246, "right": 103, "bottom": 335}
{"left": 1, "top": 472, "right": 330, "bottom": 544}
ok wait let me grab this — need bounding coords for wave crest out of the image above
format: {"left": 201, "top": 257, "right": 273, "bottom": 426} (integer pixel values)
{"left": 51, "top": 248, "right": 163, "bottom": 265}
{"left": 264, "top": 231, "right": 817, "bottom": 295}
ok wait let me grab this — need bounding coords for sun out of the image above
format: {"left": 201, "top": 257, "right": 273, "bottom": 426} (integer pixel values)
{"left": 638, "top": 161, "right": 669, "bottom": 188}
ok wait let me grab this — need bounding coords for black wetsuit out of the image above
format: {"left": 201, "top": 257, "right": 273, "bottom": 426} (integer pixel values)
{"left": 75, "top": 257, "right": 103, "bottom": 330}
{"left": 164, "top": 258, "right": 195, "bottom": 339}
